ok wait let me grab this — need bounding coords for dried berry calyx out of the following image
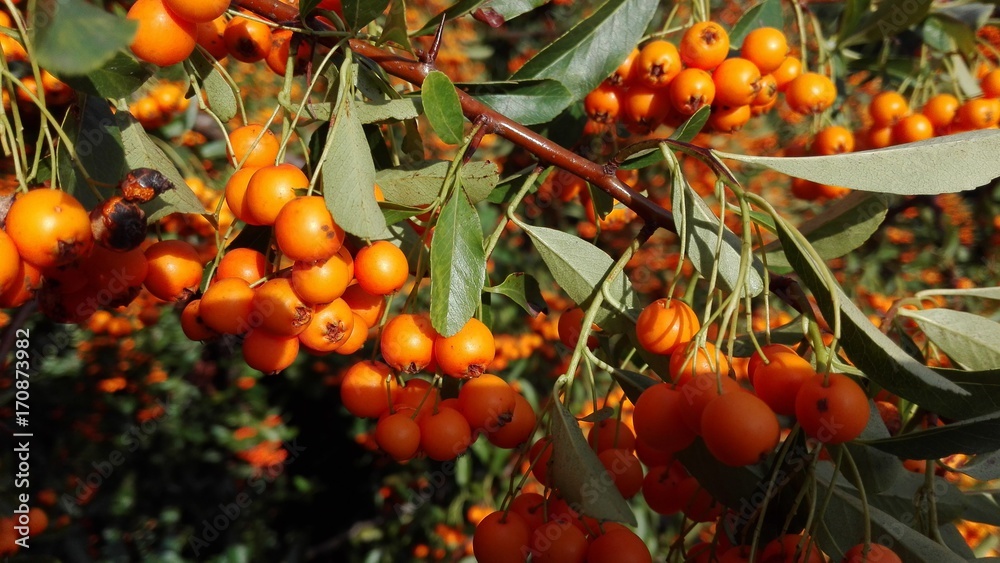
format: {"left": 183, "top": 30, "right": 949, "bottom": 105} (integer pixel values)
{"left": 90, "top": 196, "right": 147, "bottom": 251}
{"left": 118, "top": 167, "right": 174, "bottom": 203}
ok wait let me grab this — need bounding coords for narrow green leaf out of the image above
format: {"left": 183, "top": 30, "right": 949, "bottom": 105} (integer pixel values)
{"left": 673, "top": 179, "right": 765, "bottom": 297}
{"left": 422, "top": 71, "right": 465, "bottom": 145}
{"left": 586, "top": 183, "right": 616, "bottom": 221}
{"left": 774, "top": 217, "right": 973, "bottom": 416}
{"left": 413, "top": 0, "right": 485, "bottom": 36}
{"left": 459, "top": 79, "right": 574, "bottom": 126}
{"left": 116, "top": 112, "right": 204, "bottom": 222}
{"left": 519, "top": 224, "right": 639, "bottom": 330}
{"left": 714, "top": 129, "right": 1000, "bottom": 195}
{"left": 484, "top": 272, "right": 548, "bottom": 317}
{"left": 862, "top": 411, "right": 1000, "bottom": 459}
{"left": 961, "top": 493, "right": 1000, "bottom": 526}
{"left": 341, "top": 0, "right": 390, "bottom": 29}
{"left": 839, "top": 0, "right": 933, "bottom": 47}
{"left": 57, "top": 51, "right": 154, "bottom": 99}
{"left": 611, "top": 369, "right": 658, "bottom": 405}
{"left": 916, "top": 286, "right": 1000, "bottom": 300}
{"left": 843, "top": 402, "right": 904, "bottom": 494}
{"left": 430, "top": 191, "right": 486, "bottom": 337}
{"left": 934, "top": 3, "right": 994, "bottom": 30}
{"left": 32, "top": 0, "right": 137, "bottom": 76}
{"left": 322, "top": 62, "right": 387, "bottom": 239}
{"left": 760, "top": 192, "right": 889, "bottom": 271}
{"left": 308, "top": 98, "right": 421, "bottom": 124}
{"left": 728, "top": 0, "right": 783, "bottom": 47}
{"left": 379, "top": 201, "right": 426, "bottom": 226}
{"left": 900, "top": 308, "right": 1000, "bottom": 371}
{"left": 379, "top": 0, "right": 412, "bottom": 50}
{"left": 190, "top": 51, "right": 237, "bottom": 123}
{"left": 413, "top": 0, "right": 546, "bottom": 36}
{"left": 674, "top": 438, "right": 766, "bottom": 508}
{"left": 922, "top": 15, "right": 977, "bottom": 57}
{"left": 838, "top": 0, "right": 871, "bottom": 45}
{"left": 511, "top": 0, "right": 659, "bottom": 99}
{"left": 377, "top": 160, "right": 498, "bottom": 206}
{"left": 933, "top": 368, "right": 1000, "bottom": 419}
{"left": 298, "top": 0, "right": 322, "bottom": 18}
{"left": 550, "top": 401, "right": 636, "bottom": 525}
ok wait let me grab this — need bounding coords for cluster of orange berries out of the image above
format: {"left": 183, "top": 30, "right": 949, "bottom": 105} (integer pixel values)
{"left": 129, "top": 82, "right": 191, "bottom": 129}
{"left": 583, "top": 24, "right": 835, "bottom": 134}
{"left": 862, "top": 69, "right": 1000, "bottom": 149}
{"left": 125, "top": 0, "right": 336, "bottom": 75}
{"left": 340, "top": 315, "right": 537, "bottom": 463}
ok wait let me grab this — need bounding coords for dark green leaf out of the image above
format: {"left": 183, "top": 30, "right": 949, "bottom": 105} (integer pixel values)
{"left": 483, "top": 272, "right": 547, "bottom": 317}
{"left": 862, "top": 410, "right": 1000, "bottom": 459}
{"left": 578, "top": 406, "right": 614, "bottom": 424}
{"left": 843, "top": 403, "right": 905, "bottom": 494}
{"left": 900, "top": 308, "right": 1000, "bottom": 371}
{"left": 728, "top": 0, "right": 783, "bottom": 47}
{"left": 413, "top": 0, "right": 484, "bottom": 36}
{"left": 815, "top": 468, "right": 967, "bottom": 563}
{"left": 519, "top": 224, "right": 639, "bottom": 331}
{"left": 116, "top": 112, "right": 203, "bottom": 222}
{"left": 760, "top": 192, "right": 889, "bottom": 272}
{"left": 511, "top": 0, "right": 659, "bottom": 99}
{"left": 674, "top": 438, "right": 764, "bottom": 507}
{"left": 379, "top": 0, "right": 412, "bottom": 51}
{"left": 307, "top": 98, "right": 421, "bottom": 123}
{"left": 379, "top": 201, "right": 426, "bottom": 226}
{"left": 322, "top": 62, "right": 387, "bottom": 239}
{"left": 341, "top": 0, "right": 390, "bottom": 29}
{"left": 715, "top": 130, "right": 1000, "bottom": 195}
{"left": 422, "top": 71, "right": 465, "bottom": 145}
{"left": 413, "top": 0, "right": 546, "bottom": 36}
{"left": 57, "top": 51, "right": 154, "bottom": 99}
{"left": 586, "top": 183, "right": 615, "bottom": 221}
{"left": 459, "top": 79, "right": 574, "bottom": 126}
{"left": 839, "top": 0, "right": 933, "bottom": 47}
{"left": 922, "top": 15, "right": 977, "bottom": 57}
{"left": 838, "top": 0, "right": 872, "bottom": 45}
{"left": 550, "top": 401, "right": 636, "bottom": 524}
{"left": 486, "top": 168, "right": 535, "bottom": 204}
{"left": 299, "top": 0, "right": 322, "bottom": 19}
{"left": 934, "top": 3, "right": 993, "bottom": 30}
{"left": 430, "top": 191, "right": 486, "bottom": 337}
{"left": 59, "top": 95, "right": 125, "bottom": 198}
{"left": 774, "top": 216, "right": 973, "bottom": 417}
{"left": 190, "top": 51, "right": 238, "bottom": 123}
{"left": 673, "top": 177, "right": 765, "bottom": 297}
{"left": 611, "top": 369, "right": 657, "bottom": 405}
{"left": 933, "top": 368, "right": 1000, "bottom": 420}
{"left": 32, "top": 0, "right": 137, "bottom": 76}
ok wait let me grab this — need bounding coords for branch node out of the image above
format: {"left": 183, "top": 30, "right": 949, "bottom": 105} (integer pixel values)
{"left": 421, "top": 13, "right": 447, "bottom": 65}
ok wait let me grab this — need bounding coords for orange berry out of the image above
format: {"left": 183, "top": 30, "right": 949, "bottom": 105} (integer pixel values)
{"left": 680, "top": 21, "right": 730, "bottom": 71}
{"left": 163, "top": 0, "right": 228, "bottom": 23}
{"left": 5, "top": 188, "right": 93, "bottom": 269}
{"left": 215, "top": 247, "right": 267, "bottom": 284}
{"left": 668, "top": 68, "right": 716, "bottom": 115}
{"left": 297, "top": 298, "right": 354, "bottom": 353}
{"left": 142, "top": 240, "right": 202, "bottom": 301}
{"left": 252, "top": 278, "right": 313, "bottom": 336}
{"left": 433, "top": 317, "right": 496, "bottom": 378}
{"left": 354, "top": 240, "right": 409, "bottom": 296}
{"left": 473, "top": 511, "right": 531, "bottom": 563}
{"left": 227, "top": 124, "right": 279, "bottom": 168}
{"left": 244, "top": 164, "right": 307, "bottom": 226}
{"left": 340, "top": 360, "right": 398, "bottom": 418}
{"left": 785, "top": 72, "right": 836, "bottom": 115}
{"left": 635, "top": 298, "right": 699, "bottom": 355}
{"left": 633, "top": 383, "right": 696, "bottom": 453}
{"left": 199, "top": 277, "right": 255, "bottom": 334}
{"left": 380, "top": 313, "right": 438, "bottom": 373}
{"left": 274, "top": 195, "right": 344, "bottom": 262}
{"left": 242, "top": 329, "right": 299, "bottom": 374}
{"left": 290, "top": 247, "right": 353, "bottom": 305}
{"left": 869, "top": 91, "right": 909, "bottom": 127}
{"left": 458, "top": 373, "right": 516, "bottom": 432}
{"left": 635, "top": 40, "right": 682, "bottom": 88}
{"left": 713, "top": 58, "right": 762, "bottom": 107}
{"left": 795, "top": 373, "right": 870, "bottom": 444}
{"left": 419, "top": 407, "right": 472, "bottom": 461}
{"left": 126, "top": 0, "right": 197, "bottom": 67}
{"left": 701, "top": 392, "right": 779, "bottom": 466}
{"left": 486, "top": 392, "right": 536, "bottom": 448}
{"left": 740, "top": 27, "right": 789, "bottom": 74}
{"left": 375, "top": 411, "right": 422, "bottom": 461}
{"left": 223, "top": 14, "right": 272, "bottom": 63}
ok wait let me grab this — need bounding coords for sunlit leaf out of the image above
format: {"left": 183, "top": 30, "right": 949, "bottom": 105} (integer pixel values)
{"left": 900, "top": 308, "right": 1000, "bottom": 371}
{"left": 422, "top": 71, "right": 465, "bottom": 145}
{"left": 32, "top": 0, "right": 137, "bottom": 76}
{"left": 430, "top": 191, "right": 486, "bottom": 337}
{"left": 460, "top": 79, "right": 574, "bottom": 126}
{"left": 728, "top": 0, "right": 783, "bottom": 47}
{"left": 341, "top": 0, "right": 389, "bottom": 29}
{"left": 484, "top": 272, "right": 547, "bottom": 317}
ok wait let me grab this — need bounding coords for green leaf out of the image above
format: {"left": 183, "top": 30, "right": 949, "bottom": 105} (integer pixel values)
{"left": 839, "top": 0, "right": 933, "bottom": 47}
{"left": 341, "top": 0, "right": 390, "bottom": 29}
{"left": 916, "top": 286, "right": 1000, "bottom": 301}
{"left": 863, "top": 410, "right": 1000, "bottom": 459}
{"left": 376, "top": 160, "right": 498, "bottom": 206}
{"left": 586, "top": 183, "right": 616, "bottom": 221}
{"left": 673, "top": 178, "right": 765, "bottom": 297}
{"left": 934, "top": 3, "right": 994, "bottom": 30}
{"left": 59, "top": 95, "right": 125, "bottom": 197}
{"left": 899, "top": 308, "right": 1000, "bottom": 371}
{"left": 116, "top": 112, "right": 204, "bottom": 222}
{"left": 611, "top": 369, "right": 658, "bottom": 405}
{"left": 550, "top": 401, "right": 636, "bottom": 525}
{"left": 519, "top": 224, "right": 639, "bottom": 330}
{"left": 727, "top": 0, "right": 783, "bottom": 47}
{"left": 955, "top": 451, "right": 1000, "bottom": 481}
{"left": 760, "top": 192, "right": 889, "bottom": 272}
{"left": 837, "top": 0, "right": 871, "bottom": 45}
{"left": 322, "top": 61, "right": 387, "bottom": 239}
{"left": 933, "top": 368, "right": 1000, "bottom": 419}
{"left": 511, "top": 0, "right": 659, "bottom": 99}
{"left": 190, "top": 51, "right": 238, "bottom": 123}
{"left": 814, "top": 467, "right": 967, "bottom": 563}
{"left": 379, "top": 0, "right": 411, "bottom": 51}
{"left": 31, "top": 0, "right": 137, "bottom": 76}
{"left": 715, "top": 129, "right": 1000, "bottom": 195}
{"left": 307, "top": 98, "right": 421, "bottom": 123}
{"left": 673, "top": 438, "right": 766, "bottom": 508}
{"left": 57, "top": 51, "right": 154, "bottom": 99}
{"left": 430, "top": 191, "right": 486, "bottom": 337}
{"left": 922, "top": 15, "right": 977, "bottom": 57}
{"left": 843, "top": 403, "right": 905, "bottom": 494}
{"left": 773, "top": 216, "right": 973, "bottom": 417}
{"left": 413, "top": 0, "right": 546, "bottom": 36}
{"left": 299, "top": 0, "right": 322, "bottom": 18}
{"left": 379, "top": 201, "right": 426, "bottom": 226}
{"left": 483, "top": 272, "right": 548, "bottom": 317}
{"left": 422, "top": 71, "right": 465, "bottom": 145}
{"left": 459, "top": 79, "right": 574, "bottom": 126}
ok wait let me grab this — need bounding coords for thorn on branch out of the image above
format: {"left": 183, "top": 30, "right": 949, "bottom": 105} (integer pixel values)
{"left": 462, "top": 115, "right": 491, "bottom": 164}
{"left": 421, "top": 13, "right": 447, "bottom": 65}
